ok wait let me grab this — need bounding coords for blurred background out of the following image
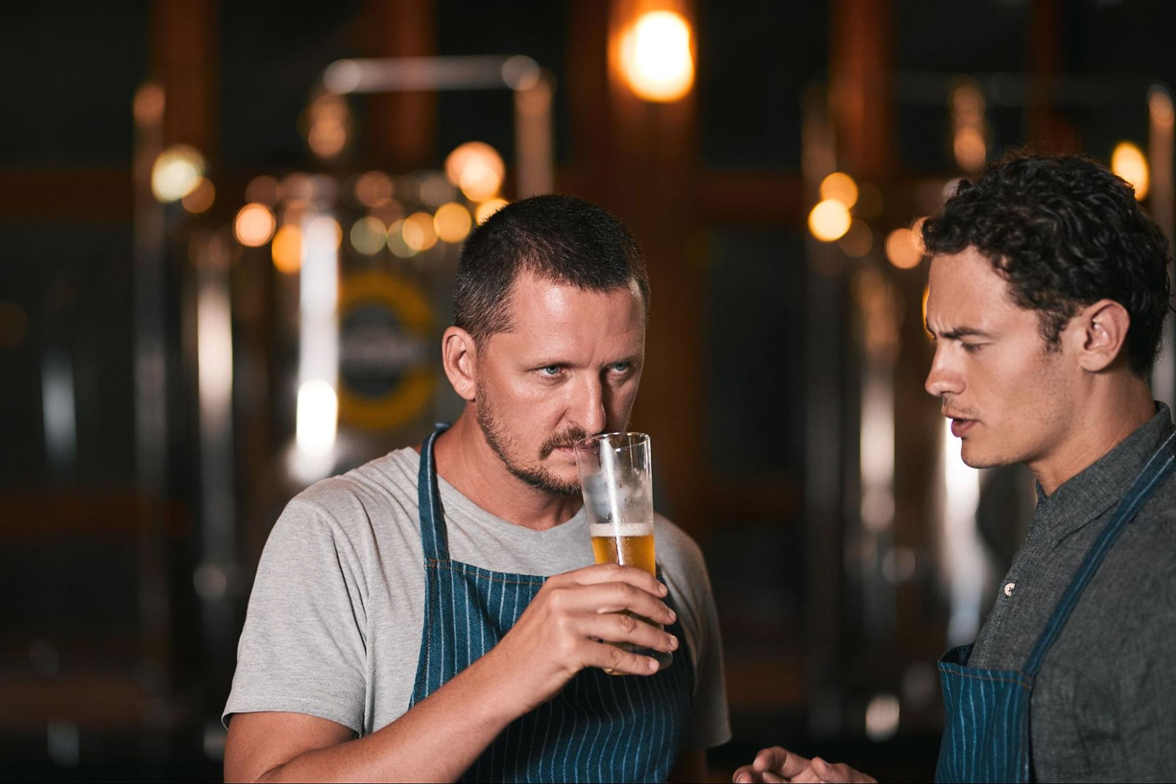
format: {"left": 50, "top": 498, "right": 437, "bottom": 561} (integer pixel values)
{"left": 2, "top": 0, "right": 1174, "bottom": 780}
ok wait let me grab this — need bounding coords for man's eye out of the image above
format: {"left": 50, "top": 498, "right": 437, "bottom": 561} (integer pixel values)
{"left": 539, "top": 365, "right": 562, "bottom": 377}
{"left": 962, "top": 343, "right": 984, "bottom": 354}
{"left": 609, "top": 362, "right": 631, "bottom": 374}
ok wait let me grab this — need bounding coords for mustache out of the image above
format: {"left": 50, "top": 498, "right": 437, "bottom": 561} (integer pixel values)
{"left": 539, "top": 426, "right": 590, "bottom": 460}
{"left": 941, "top": 401, "right": 979, "bottom": 420}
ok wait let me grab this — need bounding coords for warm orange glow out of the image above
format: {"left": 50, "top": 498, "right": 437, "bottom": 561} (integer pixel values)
{"left": 885, "top": 228, "right": 922, "bottom": 269}
{"left": 1112, "top": 142, "right": 1150, "bottom": 200}
{"left": 234, "top": 203, "right": 276, "bottom": 247}
{"left": 445, "top": 142, "right": 505, "bottom": 202}
{"left": 839, "top": 219, "right": 873, "bottom": 257}
{"left": 808, "top": 199, "right": 852, "bottom": 242}
{"left": 820, "top": 172, "right": 859, "bottom": 208}
{"left": 354, "top": 171, "right": 393, "bottom": 207}
{"left": 350, "top": 217, "right": 387, "bottom": 255}
{"left": 620, "top": 11, "right": 695, "bottom": 102}
{"left": 475, "top": 197, "right": 509, "bottom": 224}
{"left": 434, "top": 203, "right": 473, "bottom": 243}
{"left": 271, "top": 225, "right": 302, "bottom": 274}
{"left": 953, "top": 127, "right": 987, "bottom": 173}
{"left": 133, "top": 83, "right": 165, "bottom": 126}
{"left": 402, "top": 212, "right": 438, "bottom": 252}
{"left": 306, "top": 93, "right": 349, "bottom": 159}
{"left": 181, "top": 177, "right": 215, "bottom": 214}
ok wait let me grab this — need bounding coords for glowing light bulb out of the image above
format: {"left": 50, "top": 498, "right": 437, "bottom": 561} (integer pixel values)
{"left": 1111, "top": 142, "right": 1150, "bottom": 201}
{"left": 621, "top": 11, "right": 695, "bottom": 102}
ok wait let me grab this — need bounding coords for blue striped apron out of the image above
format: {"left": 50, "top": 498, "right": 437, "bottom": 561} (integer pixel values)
{"left": 409, "top": 425, "right": 695, "bottom": 783}
{"left": 935, "top": 429, "right": 1176, "bottom": 783}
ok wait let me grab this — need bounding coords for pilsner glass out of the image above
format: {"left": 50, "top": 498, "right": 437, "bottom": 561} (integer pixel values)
{"left": 574, "top": 432, "right": 672, "bottom": 672}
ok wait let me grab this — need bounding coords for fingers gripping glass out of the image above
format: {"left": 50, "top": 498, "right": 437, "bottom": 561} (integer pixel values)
{"left": 574, "top": 432, "right": 672, "bottom": 673}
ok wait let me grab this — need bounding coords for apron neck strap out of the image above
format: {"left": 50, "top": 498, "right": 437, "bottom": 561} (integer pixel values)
{"left": 418, "top": 423, "right": 452, "bottom": 562}
{"left": 1024, "top": 427, "right": 1176, "bottom": 677}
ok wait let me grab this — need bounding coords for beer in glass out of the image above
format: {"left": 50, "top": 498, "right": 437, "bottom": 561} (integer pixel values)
{"left": 574, "top": 432, "right": 672, "bottom": 672}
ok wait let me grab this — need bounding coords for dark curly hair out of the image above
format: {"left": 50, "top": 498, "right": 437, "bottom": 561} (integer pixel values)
{"left": 921, "top": 152, "right": 1173, "bottom": 376}
{"left": 453, "top": 194, "right": 650, "bottom": 345}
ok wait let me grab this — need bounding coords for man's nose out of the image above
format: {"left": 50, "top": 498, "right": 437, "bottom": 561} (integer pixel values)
{"left": 576, "top": 374, "right": 607, "bottom": 435}
{"left": 925, "top": 347, "right": 964, "bottom": 399}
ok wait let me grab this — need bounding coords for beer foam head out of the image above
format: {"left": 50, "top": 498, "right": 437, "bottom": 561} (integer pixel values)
{"left": 589, "top": 520, "right": 654, "bottom": 538}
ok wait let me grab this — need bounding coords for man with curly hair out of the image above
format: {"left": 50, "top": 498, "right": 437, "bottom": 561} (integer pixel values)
{"left": 738, "top": 153, "right": 1176, "bottom": 783}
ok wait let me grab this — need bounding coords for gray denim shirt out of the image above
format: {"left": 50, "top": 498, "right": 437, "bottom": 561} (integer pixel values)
{"left": 967, "top": 403, "right": 1176, "bottom": 782}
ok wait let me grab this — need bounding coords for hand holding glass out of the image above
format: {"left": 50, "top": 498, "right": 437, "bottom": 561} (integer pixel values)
{"left": 574, "top": 432, "right": 673, "bottom": 672}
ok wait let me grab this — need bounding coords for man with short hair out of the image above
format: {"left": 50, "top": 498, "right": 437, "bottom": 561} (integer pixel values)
{"left": 223, "top": 194, "right": 729, "bottom": 782}
{"left": 737, "top": 154, "right": 1176, "bottom": 783}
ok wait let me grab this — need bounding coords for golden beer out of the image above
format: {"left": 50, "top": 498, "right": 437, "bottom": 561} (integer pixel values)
{"left": 591, "top": 532, "right": 656, "bottom": 576}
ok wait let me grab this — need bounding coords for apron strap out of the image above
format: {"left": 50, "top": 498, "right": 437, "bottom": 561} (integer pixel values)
{"left": 418, "top": 423, "right": 452, "bottom": 562}
{"left": 1024, "top": 428, "right": 1176, "bottom": 677}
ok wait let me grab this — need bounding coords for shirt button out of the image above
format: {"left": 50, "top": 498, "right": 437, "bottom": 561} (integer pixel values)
{"left": 1004, "top": 582, "right": 1016, "bottom": 597}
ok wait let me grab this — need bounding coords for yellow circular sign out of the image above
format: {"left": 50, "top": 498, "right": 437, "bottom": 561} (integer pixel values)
{"left": 336, "top": 271, "right": 435, "bottom": 430}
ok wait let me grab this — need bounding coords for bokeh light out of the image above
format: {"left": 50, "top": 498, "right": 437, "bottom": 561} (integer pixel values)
{"left": 181, "top": 177, "right": 215, "bottom": 214}
{"left": 445, "top": 142, "right": 505, "bottom": 202}
{"left": 234, "top": 203, "right": 276, "bottom": 247}
{"left": 350, "top": 217, "right": 388, "bottom": 255}
{"left": 434, "top": 203, "right": 473, "bottom": 243}
{"left": 133, "top": 82, "right": 165, "bottom": 126}
{"left": 354, "top": 171, "right": 393, "bottom": 207}
{"left": 1111, "top": 142, "right": 1150, "bottom": 200}
{"left": 475, "top": 198, "right": 509, "bottom": 225}
{"left": 151, "top": 145, "right": 205, "bottom": 203}
{"left": 420, "top": 173, "right": 457, "bottom": 208}
{"left": 620, "top": 11, "right": 695, "bottom": 102}
{"left": 953, "top": 127, "right": 987, "bottom": 173}
{"left": 387, "top": 220, "right": 417, "bottom": 258}
{"left": 271, "top": 225, "right": 302, "bottom": 274}
{"left": 820, "top": 172, "right": 859, "bottom": 208}
{"left": 308, "top": 216, "right": 343, "bottom": 249}
{"left": 402, "top": 212, "right": 438, "bottom": 252}
{"left": 886, "top": 228, "right": 923, "bottom": 269}
{"left": 246, "top": 175, "right": 282, "bottom": 207}
{"left": 808, "top": 199, "right": 852, "bottom": 242}
{"left": 839, "top": 219, "right": 873, "bottom": 257}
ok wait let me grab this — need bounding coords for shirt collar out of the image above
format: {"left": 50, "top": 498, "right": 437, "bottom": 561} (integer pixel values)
{"left": 1033, "top": 402, "right": 1175, "bottom": 545}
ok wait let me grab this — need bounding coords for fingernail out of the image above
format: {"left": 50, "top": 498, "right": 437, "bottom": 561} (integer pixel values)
{"left": 659, "top": 582, "right": 668, "bottom": 596}
{"left": 668, "top": 608, "right": 677, "bottom": 621}
{"left": 648, "top": 657, "right": 659, "bottom": 672}
{"left": 669, "top": 635, "right": 679, "bottom": 650}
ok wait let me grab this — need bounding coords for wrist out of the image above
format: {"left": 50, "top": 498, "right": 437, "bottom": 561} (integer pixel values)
{"left": 461, "top": 645, "right": 534, "bottom": 727}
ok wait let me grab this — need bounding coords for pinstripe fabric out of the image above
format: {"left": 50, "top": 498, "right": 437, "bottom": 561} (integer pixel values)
{"left": 409, "top": 426, "right": 695, "bottom": 783}
{"left": 934, "top": 431, "right": 1176, "bottom": 783}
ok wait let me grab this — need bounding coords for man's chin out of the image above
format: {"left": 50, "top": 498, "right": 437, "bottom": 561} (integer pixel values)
{"left": 959, "top": 442, "right": 1013, "bottom": 470}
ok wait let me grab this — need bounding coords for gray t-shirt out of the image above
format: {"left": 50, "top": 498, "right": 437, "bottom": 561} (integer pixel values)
{"left": 224, "top": 447, "right": 731, "bottom": 753}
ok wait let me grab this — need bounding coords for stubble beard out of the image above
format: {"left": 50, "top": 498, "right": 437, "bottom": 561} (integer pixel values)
{"left": 475, "top": 385, "right": 585, "bottom": 498}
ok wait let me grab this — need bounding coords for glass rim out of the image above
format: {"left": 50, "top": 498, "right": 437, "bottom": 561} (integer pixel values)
{"left": 573, "top": 431, "right": 650, "bottom": 452}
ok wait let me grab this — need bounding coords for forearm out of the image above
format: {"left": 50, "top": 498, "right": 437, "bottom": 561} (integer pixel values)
{"left": 257, "top": 653, "right": 521, "bottom": 783}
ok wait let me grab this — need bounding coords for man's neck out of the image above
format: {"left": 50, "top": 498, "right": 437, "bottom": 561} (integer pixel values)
{"left": 1031, "top": 378, "right": 1156, "bottom": 496}
{"left": 428, "top": 411, "right": 583, "bottom": 531}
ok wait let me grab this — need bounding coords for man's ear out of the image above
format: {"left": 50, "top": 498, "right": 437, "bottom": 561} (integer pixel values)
{"left": 442, "top": 326, "right": 478, "bottom": 401}
{"left": 1071, "top": 299, "right": 1132, "bottom": 373}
